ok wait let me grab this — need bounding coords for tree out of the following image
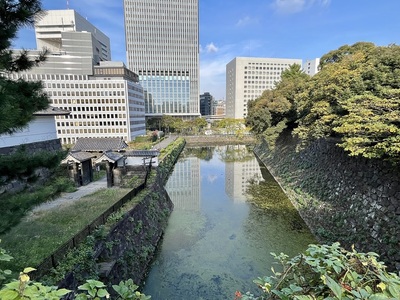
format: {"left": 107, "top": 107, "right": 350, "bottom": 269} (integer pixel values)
{"left": 0, "top": 0, "right": 49, "bottom": 134}
{"left": 294, "top": 43, "right": 400, "bottom": 161}
{"left": 246, "top": 64, "right": 309, "bottom": 147}
{"left": 192, "top": 117, "right": 208, "bottom": 133}
{"left": 333, "top": 91, "right": 400, "bottom": 160}
{"left": 160, "top": 114, "right": 175, "bottom": 133}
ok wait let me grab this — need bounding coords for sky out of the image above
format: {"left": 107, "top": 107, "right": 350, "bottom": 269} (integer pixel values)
{"left": 12, "top": 0, "right": 400, "bottom": 100}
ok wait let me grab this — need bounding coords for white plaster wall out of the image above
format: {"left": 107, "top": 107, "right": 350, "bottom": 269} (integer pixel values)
{"left": 0, "top": 116, "right": 57, "bottom": 148}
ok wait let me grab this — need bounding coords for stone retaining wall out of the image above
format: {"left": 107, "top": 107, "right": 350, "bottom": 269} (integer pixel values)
{"left": 0, "top": 139, "right": 63, "bottom": 194}
{"left": 254, "top": 132, "right": 400, "bottom": 271}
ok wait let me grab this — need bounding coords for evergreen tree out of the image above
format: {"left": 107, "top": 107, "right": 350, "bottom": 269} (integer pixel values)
{"left": 0, "top": 0, "right": 49, "bottom": 134}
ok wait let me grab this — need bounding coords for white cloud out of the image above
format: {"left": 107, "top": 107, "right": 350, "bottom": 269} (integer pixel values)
{"left": 236, "top": 16, "right": 258, "bottom": 27}
{"left": 200, "top": 41, "right": 266, "bottom": 99}
{"left": 206, "top": 42, "right": 219, "bottom": 53}
{"left": 272, "top": 0, "right": 331, "bottom": 14}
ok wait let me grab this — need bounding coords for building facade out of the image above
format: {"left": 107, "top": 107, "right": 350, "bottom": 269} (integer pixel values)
{"left": 35, "top": 10, "right": 111, "bottom": 63}
{"left": 123, "top": 0, "right": 200, "bottom": 118}
{"left": 303, "top": 58, "right": 320, "bottom": 76}
{"left": 213, "top": 100, "right": 226, "bottom": 116}
{"left": 225, "top": 57, "right": 302, "bottom": 119}
{"left": 9, "top": 10, "right": 145, "bottom": 145}
{"left": 199, "top": 92, "right": 214, "bottom": 116}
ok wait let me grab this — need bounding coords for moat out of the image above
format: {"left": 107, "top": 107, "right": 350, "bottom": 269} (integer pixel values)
{"left": 143, "top": 145, "right": 316, "bottom": 299}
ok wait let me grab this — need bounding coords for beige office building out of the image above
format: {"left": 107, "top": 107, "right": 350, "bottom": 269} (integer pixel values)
{"left": 226, "top": 57, "right": 302, "bottom": 119}
{"left": 9, "top": 10, "right": 145, "bottom": 145}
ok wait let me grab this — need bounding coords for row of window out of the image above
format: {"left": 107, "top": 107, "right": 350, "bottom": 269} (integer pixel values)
{"left": 47, "top": 90, "right": 125, "bottom": 97}
{"left": 56, "top": 113, "right": 127, "bottom": 120}
{"left": 46, "top": 82, "right": 126, "bottom": 89}
{"left": 57, "top": 120, "right": 127, "bottom": 127}
{"left": 52, "top": 98, "right": 126, "bottom": 105}
{"left": 58, "top": 128, "right": 127, "bottom": 135}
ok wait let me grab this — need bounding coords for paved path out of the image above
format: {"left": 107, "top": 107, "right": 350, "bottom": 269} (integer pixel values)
{"left": 30, "top": 136, "right": 177, "bottom": 214}
{"left": 152, "top": 135, "right": 176, "bottom": 150}
{"left": 30, "top": 176, "right": 108, "bottom": 214}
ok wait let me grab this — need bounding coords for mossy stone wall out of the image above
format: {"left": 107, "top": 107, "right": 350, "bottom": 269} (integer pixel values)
{"left": 254, "top": 132, "right": 400, "bottom": 271}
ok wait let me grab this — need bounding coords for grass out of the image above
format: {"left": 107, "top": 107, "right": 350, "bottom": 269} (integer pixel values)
{"left": 0, "top": 176, "right": 77, "bottom": 234}
{"left": 0, "top": 187, "right": 131, "bottom": 272}
{"left": 128, "top": 135, "right": 154, "bottom": 150}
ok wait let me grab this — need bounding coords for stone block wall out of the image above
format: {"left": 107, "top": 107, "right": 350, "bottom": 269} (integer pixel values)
{"left": 0, "top": 139, "right": 62, "bottom": 155}
{"left": 254, "top": 132, "right": 400, "bottom": 271}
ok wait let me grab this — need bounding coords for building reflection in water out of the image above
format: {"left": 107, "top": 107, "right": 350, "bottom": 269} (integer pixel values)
{"left": 165, "top": 157, "right": 201, "bottom": 211}
{"left": 224, "top": 145, "right": 264, "bottom": 202}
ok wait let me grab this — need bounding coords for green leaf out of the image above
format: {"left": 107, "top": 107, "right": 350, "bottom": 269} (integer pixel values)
{"left": 0, "top": 289, "right": 19, "bottom": 300}
{"left": 55, "top": 288, "right": 71, "bottom": 297}
{"left": 323, "top": 274, "right": 343, "bottom": 300}
{"left": 97, "top": 289, "right": 109, "bottom": 298}
{"left": 369, "top": 294, "right": 390, "bottom": 300}
{"left": 23, "top": 267, "right": 36, "bottom": 274}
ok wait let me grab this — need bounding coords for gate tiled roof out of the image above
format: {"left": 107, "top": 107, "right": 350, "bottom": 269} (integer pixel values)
{"left": 72, "top": 138, "right": 128, "bottom": 152}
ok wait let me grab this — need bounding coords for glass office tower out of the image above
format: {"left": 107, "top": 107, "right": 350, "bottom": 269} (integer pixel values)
{"left": 123, "top": 0, "right": 200, "bottom": 118}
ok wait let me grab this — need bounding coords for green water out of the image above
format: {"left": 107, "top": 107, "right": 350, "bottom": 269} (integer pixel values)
{"left": 143, "top": 145, "right": 315, "bottom": 299}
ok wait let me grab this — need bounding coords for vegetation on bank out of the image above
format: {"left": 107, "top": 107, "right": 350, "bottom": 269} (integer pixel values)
{"left": 0, "top": 136, "right": 186, "bottom": 298}
{"left": 0, "top": 167, "right": 76, "bottom": 235}
{"left": 149, "top": 115, "right": 251, "bottom": 137}
{"left": 239, "top": 243, "right": 400, "bottom": 300}
{"left": 0, "top": 188, "right": 131, "bottom": 273}
{"left": 246, "top": 42, "right": 400, "bottom": 162}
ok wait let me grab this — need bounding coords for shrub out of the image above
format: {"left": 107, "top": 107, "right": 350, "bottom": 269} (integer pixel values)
{"left": 239, "top": 243, "right": 400, "bottom": 300}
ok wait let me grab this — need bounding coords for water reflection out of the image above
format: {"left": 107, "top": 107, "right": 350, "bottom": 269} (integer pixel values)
{"left": 143, "top": 146, "right": 316, "bottom": 300}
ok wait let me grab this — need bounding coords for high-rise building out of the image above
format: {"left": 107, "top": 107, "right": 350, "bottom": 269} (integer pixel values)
{"left": 199, "top": 92, "right": 214, "bottom": 116}
{"left": 35, "top": 10, "right": 111, "bottom": 63}
{"left": 303, "top": 58, "right": 320, "bottom": 76}
{"left": 226, "top": 57, "right": 302, "bottom": 119}
{"left": 123, "top": 0, "right": 200, "bottom": 119}
{"left": 9, "top": 10, "right": 145, "bottom": 145}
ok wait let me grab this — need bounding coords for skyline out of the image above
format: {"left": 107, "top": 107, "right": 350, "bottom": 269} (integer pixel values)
{"left": 12, "top": 0, "right": 400, "bottom": 100}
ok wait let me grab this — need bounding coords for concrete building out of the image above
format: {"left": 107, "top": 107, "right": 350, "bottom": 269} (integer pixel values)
{"left": 213, "top": 100, "right": 226, "bottom": 116}
{"left": 303, "top": 58, "right": 320, "bottom": 76}
{"left": 9, "top": 10, "right": 145, "bottom": 145}
{"left": 35, "top": 9, "right": 111, "bottom": 62}
{"left": 165, "top": 157, "right": 201, "bottom": 211}
{"left": 225, "top": 145, "right": 263, "bottom": 203}
{"left": 199, "top": 92, "right": 214, "bottom": 116}
{"left": 123, "top": 0, "right": 200, "bottom": 119}
{"left": 225, "top": 57, "right": 302, "bottom": 119}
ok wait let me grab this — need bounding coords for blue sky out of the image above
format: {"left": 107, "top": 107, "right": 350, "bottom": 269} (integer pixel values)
{"left": 13, "top": 0, "right": 400, "bottom": 100}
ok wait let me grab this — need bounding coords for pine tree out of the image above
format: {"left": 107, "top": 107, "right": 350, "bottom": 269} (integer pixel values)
{"left": 0, "top": 0, "right": 49, "bottom": 134}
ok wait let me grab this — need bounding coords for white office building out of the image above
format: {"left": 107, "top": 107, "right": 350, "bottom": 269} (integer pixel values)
{"left": 303, "top": 58, "right": 320, "bottom": 76}
{"left": 35, "top": 9, "right": 111, "bottom": 62}
{"left": 226, "top": 57, "right": 302, "bottom": 119}
{"left": 123, "top": 0, "right": 200, "bottom": 118}
{"left": 9, "top": 10, "right": 145, "bottom": 145}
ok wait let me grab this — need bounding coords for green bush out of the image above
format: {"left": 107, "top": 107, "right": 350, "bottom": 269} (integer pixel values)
{"left": 239, "top": 243, "right": 400, "bottom": 300}
{"left": 0, "top": 148, "right": 66, "bottom": 183}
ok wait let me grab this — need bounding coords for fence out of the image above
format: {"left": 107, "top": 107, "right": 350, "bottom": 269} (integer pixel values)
{"left": 31, "top": 170, "right": 150, "bottom": 280}
{"left": 31, "top": 138, "right": 184, "bottom": 280}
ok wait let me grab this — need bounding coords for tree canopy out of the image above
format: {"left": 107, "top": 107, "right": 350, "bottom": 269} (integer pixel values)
{"left": 246, "top": 43, "right": 400, "bottom": 162}
{"left": 0, "top": 0, "right": 49, "bottom": 134}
